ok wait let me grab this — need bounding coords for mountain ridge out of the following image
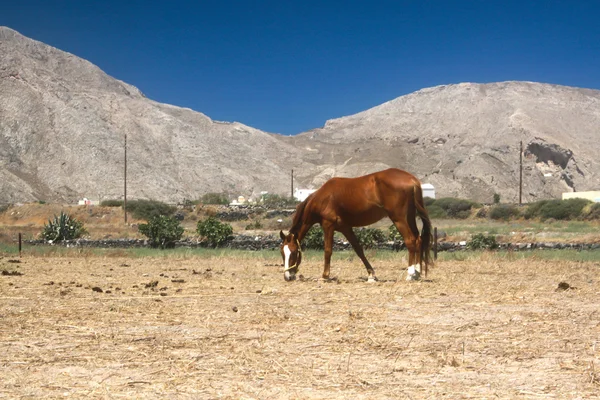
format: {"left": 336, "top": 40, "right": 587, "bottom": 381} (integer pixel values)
{"left": 1, "top": 26, "right": 599, "bottom": 205}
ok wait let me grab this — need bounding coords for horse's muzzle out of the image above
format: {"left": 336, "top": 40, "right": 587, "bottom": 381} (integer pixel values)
{"left": 284, "top": 270, "right": 297, "bottom": 281}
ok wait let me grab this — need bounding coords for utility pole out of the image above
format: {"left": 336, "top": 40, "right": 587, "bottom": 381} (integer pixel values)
{"left": 519, "top": 140, "right": 523, "bottom": 205}
{"left": 124, "top": 132, "right": 128, "bottom": 224}
{"left": 291, "top": 169, "right": 294, "bottom": 200}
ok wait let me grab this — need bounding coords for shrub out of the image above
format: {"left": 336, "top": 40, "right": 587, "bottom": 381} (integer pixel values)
{"left": 489, "top": 204, "right": 521, "bottom": 221}
{"left": 261, "top": 193, "right": 298, "bottom": 208}
{"left": 426, "top": 204, "right": 448, "bottom": 219}
{"left": 388, "top": 225, "right": 403, "bottom": 243}
{"left": 523, "top": 200, "right": 548, "bottom": 220}
{"left": 245, "top": 220, "right": 263, "bottom": 230}
{"left": 467, "top": 233, "right": 498, "bottom": 250}
{"left": 138, "top": 215, "right": 184, "bottom": 249}
{"left": 303, "top": 225, "right": 324, "bottom": 249}
{"left": 196, "top": 217, "right": 233, "bottom": 247}
{"left": 424, "top": 197, "right": 436, "bottom": 207}
{"left": 200, "top": 192, "right": 230, "bottom": 205}
{"left": 525, "top": 199, "right": 591, "bottom": 221}
{"left": 126, "top": 199, "right": 176, "bottom": 221}
{"left": 493, "top": 193, "right": 501, "bottom": 204}
{"left": 100, "top": 199, "right": 124, "bottom": 207}
{"left": 541, "top": 198, "right": 590, "bottom": 220}
{"left": 582, "top": 203, "right": 600, "bottom": 220}
{"left": 433, "top": 197, "right": 478, "bottom": 219}
{"left": 41, "top": 212, "right": 87, "bottom": 242}
{"left": 0, "top": 204, "right": 10, "bottom": 214}
{"left": 354, "top": 228, "right": 386, "bottom": 249}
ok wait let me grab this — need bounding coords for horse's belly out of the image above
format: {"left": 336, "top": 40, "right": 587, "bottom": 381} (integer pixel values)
{"left": 340, "top": 207, "right": 388, "bottom": 227}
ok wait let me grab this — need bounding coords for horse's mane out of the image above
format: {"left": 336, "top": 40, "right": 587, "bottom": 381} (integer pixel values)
{"left": 289, "top": 194, "right": 313, "bottom": 235}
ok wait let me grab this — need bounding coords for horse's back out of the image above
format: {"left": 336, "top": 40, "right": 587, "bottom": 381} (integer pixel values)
{"left": 374, "top": 168, "right": 421, "bottom": 189}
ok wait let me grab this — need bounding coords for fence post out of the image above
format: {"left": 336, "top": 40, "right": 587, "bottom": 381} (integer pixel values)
{"left": 19, "top": 233, "right": 22, "bottom": 258}
{"left": 433, "top": 227, "right": 438, "bottom": 260}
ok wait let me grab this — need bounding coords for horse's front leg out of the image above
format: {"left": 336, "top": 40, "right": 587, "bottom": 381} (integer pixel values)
{"left": 322, "top": 223, "right": 335, "bottom": 280}
{"left": 340, "top": 227, "right": 377, "bottom": 282}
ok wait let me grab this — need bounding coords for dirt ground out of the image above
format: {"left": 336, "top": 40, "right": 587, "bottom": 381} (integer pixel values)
{"left": 1, "top": 251, "right": 599, "bottom": 399}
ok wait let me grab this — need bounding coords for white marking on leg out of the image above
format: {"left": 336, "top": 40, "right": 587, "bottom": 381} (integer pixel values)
{"left": 367, "top": 272, "right": 377, "bottom": 283}
{"left": 406, "top": 264, "right": 421, "bottom": 281}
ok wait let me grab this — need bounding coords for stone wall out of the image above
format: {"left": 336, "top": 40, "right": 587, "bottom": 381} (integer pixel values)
{"left": 25, "top": 236, "right": 600, "bottom": 252}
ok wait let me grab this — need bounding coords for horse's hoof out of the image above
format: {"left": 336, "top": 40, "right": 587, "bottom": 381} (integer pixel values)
{"left": 367, "top": 276, "right": 378, "bottom": 283}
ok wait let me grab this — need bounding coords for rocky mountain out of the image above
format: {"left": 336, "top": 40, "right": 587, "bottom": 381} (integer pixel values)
{"left": 0, "top": 26, "right": 310, "bottom": 204}
{"left": 285, "top": 82, "right": 600, "bottom": 203}
{"left": 2, "top": 26, "right": 599, "bottom": 205}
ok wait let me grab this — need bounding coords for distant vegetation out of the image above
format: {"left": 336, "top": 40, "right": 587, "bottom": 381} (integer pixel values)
{"left": 422, "top": 196, "right": 599, "bottom": 222}
{"left": 125, "top": 200, "right": 177, "bottom": 221}
{"left": 100, "top": 199, "right": 123, "bottom": 207}
{"left": 425, "top": 197, "right": 480, "bottom": 219}
{"left": 199, "top": 192, "right": 230, "bottom": 205}
{"left": 260, "top": 194, "right": 298, "bottom": 208}
{"left": 523, "top": 198, "right": 591, "bottom": 221}
{"left": 100, "top": 199, "right": 177, "bottom": 221}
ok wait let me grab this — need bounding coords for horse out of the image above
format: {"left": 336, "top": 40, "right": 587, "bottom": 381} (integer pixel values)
{"left": 279, "top": 168, "right": 433, "bottom": 282}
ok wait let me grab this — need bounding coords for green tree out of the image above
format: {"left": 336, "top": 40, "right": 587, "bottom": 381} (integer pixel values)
{"left": 196, "top": 217, "right": 233, "bottom": 247}
{"left": 138, "top": 215, "right": 184, "bottom": 249}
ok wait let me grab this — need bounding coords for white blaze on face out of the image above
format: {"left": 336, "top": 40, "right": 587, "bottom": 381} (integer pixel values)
{"left": 283, "top": 245, "right": 294, "bottom": 280}
{"left": 283, "top": 245, "right": 291, "bottom": 270}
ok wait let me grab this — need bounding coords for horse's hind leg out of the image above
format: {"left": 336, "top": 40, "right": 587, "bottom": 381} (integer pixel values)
{"left": 322, "top": 222, "right": 335, "bottom": 280}
{"left": 391, "top": 219, "right": 421, "bottom": 280}
{"left": 339, "top": 227, "right": 377, "bottom": 282}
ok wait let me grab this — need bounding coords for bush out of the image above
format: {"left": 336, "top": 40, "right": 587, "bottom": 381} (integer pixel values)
{"left": 525, "top": 199, "right": 591, "bottom": 221}
{"left": 196, "top": 217, "right": 233, "bottom": 247}
{"left": 245, "top": 220, "right": 263, "bottom": 230}
{"left": 388, "top": 225, "right": 403, "bottom": 243}
{"left": 100, "top": 199, "right": 124, "bottom": 207}
{"left": 41, "top": 212, "right": 87, "bottom": 242}
{"left": 426, "top": 204, "right": 448, "bottom": 219}
{"left": 200, "top": 192, "right": 230, "bottom": 205}
{"left": 582, "top": 203, "right": 600, "bottom": 220}
{"left": 467, "top": 233, "right": 498, "bottom": 250}
{"left": 303, "top": 225, "right": 324, "bottom": 250}
{"left": 0, "top": 204, "right": 10, "bottom": 214}
{"left": 489, "top": 204, "right": 521, "bottom": 221}
{"left": 138, "top": 215, "right": 184, "bottom": 249}
{"left": 261, "top": 194, "right": 298, "bottom": 208}
{"left": 354, "top": 228, "right": 386, "bottom": 249}
{"left": 126, "top": 199, "right": 177, "bottom": 221}
{"left": 493, "top": 193, "right": 501, "bottom": 204}
{"left": 523, "top": 200, "right": 548, "bottom": 220}
{"left": 424, "top": 197, "right": 436, "bottom": 207}
{"left": 431, "top": 197, "right": 478, "bottom": 219}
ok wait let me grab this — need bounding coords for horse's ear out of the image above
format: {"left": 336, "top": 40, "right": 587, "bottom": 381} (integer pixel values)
{"left": 279, "top": 230, "right": 286, "bottom": 241}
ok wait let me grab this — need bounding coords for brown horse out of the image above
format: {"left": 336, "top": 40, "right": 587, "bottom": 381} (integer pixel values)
{"left": 280, "top": 168, "right": 433, "bottom": 282}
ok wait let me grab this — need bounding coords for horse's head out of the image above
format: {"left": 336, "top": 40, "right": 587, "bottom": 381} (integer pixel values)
{"left": 279, "top": 231, "right": 302, "bottom": 281}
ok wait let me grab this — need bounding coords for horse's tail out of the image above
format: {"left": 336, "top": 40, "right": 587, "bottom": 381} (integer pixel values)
{"left": 414, "top": 183, "right": 433, "bottom": 276}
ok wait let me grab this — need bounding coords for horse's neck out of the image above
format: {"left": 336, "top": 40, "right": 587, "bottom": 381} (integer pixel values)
{"left": 290, "top": 199, "right": 311, "bottom": 239}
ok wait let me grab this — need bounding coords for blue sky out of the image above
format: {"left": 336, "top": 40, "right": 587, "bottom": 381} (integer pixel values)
{"left": 3, "top": 1, "right": 600, "bottom": 134}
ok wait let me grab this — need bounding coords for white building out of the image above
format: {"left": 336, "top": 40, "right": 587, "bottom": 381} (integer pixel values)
{"left": 422, "top": 183, "right": 435, "bottom": 199}
{"left": 294, "top": 188, "right": 317, "bottom": 202}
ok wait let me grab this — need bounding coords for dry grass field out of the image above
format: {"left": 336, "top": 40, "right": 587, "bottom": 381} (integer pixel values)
{"left": 1, "top": 249, "right": 599, "bottom": 399}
